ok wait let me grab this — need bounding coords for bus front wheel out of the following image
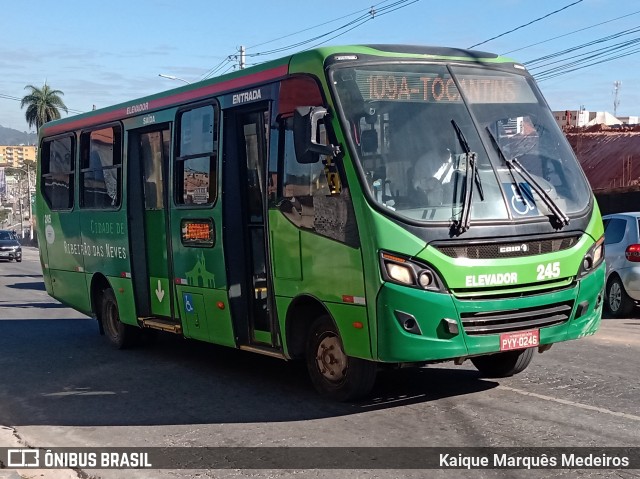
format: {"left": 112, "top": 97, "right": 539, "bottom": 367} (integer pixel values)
{"left": 470, "top": 347, "right": 534, "bottom": 378}
{"left": 306, "top": 316, "right": 377, "bottom": 401}
{"left": 100, "top": 288, "right": 139, "bottom": 349}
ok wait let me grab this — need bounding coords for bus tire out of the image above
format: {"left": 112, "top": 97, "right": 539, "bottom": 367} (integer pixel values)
{"left": 306, "top": 316, "right": 377, "bottom": 401}
{"left": 100, "top": 288, "right": 139, "bottom": 349}
{"left": 606, "top": 276, "right": 634, "bottom": 318}
{"left": 470, "top": 347, "right": 534, "bottom": 378}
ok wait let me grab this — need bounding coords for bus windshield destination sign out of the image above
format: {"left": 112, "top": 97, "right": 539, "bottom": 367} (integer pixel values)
{"left": 356, "top": 71, "right": 536, "bottom": 104}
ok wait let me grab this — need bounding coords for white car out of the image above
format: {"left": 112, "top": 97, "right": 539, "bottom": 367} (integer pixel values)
{"left": 602, "top": 212, "right": 640, "bottom": 316}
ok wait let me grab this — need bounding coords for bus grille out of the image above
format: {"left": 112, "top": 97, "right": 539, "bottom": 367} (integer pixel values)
{"left": 434, "top": 235, "right": 580, "bottom": 259}
{"left": 460, "top": 300, "right": 573, "bottom": 335}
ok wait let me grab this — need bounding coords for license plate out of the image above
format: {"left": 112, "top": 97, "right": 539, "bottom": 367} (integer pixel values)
{"left": 0, "top": 252, "right": 8, "bottom": 257}
{"left": 500, "top": 329, "right": 539, "bottom": 351}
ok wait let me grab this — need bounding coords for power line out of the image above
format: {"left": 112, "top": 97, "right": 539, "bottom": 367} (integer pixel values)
{"left": 201, "top": 3, "right": 393, "bottom": 80}
{"left": 534, "top": 46, "right": 640, "bottom": 81}
{"left": 523, "top": 23, "right": 640, "bottom": 80}
{"left": 305, "top": 0, "right": 421, "bottom": 51}
{"left": 0, "top": 92, "right": 84, "bottom": 115}
{"left": 528, "top": 28, "right": 640, "bottom": 81}
{"left": 201, "top": 56, "right": 234, "bottom": 80}
{"left": 246, "top": 0, "right": 418, "bottom": 58}
{"left": 246, "top": 0, "right": 394, "bottom": 50}
{"left": 535, "top": 39, "right": 640, "bottom": 75}
{"left": 524, "top": 25, "right": 640, "bottom": 66}
{"left": 502, "top": 11, "right": 640, "bottom": 82}
{"left": 502, "top": 9, "right": 640, "bottom": 55}
{"left": 528, "top": 33, "right": 640, "bottom": 73}
{"left": 468, "top": 0, "right": 584, "bottom": 49}
{"left": 200, "top": 0, "right": 419, "bottom": 80}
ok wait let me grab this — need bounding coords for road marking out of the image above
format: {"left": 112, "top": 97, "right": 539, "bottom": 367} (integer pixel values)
{"left": 498, "top": 385, "right": 640, "bottom": 422}
{"left": 43, "top": 391, "right": 116, "bottom": 397}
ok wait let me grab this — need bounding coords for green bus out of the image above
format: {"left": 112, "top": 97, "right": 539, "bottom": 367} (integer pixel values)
{"left": 36, "top": 45, "right": 604, "bottom": 400}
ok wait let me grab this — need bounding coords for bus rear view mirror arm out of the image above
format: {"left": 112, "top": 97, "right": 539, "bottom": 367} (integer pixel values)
{"left": 293, "top": 106, "right": 340, "bottom": 163}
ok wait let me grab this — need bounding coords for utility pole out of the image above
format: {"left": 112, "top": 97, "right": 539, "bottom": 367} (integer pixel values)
{"left": 613, "top": 81, "right": 621, "bottom": 117}
{"left": 26, "top": 162, "right": 33, "bottom": 240}
{"left": 239, "top": 45, "right": 246, "bottom": 70}
{"left": 18, "top": 198, "right": 23, "bottom": 238}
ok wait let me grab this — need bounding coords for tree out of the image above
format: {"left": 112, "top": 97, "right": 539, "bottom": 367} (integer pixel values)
{"left": 20, "top": 83, "right": 68, "bottom": 130}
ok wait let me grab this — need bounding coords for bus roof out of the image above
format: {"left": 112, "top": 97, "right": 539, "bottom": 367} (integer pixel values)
{"left": 40, "top": 44, "right": 517, "bottom": 137}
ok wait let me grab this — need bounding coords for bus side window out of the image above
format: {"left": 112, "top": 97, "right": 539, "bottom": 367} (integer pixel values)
{"left": 41, "top": 135, "right": 75, "bottom": 210}
{"left": 175, "top": 104, "right": 218, "bottom": 206}
{"left": 274, "top": 75, "right": 359, "bottom": 247}
{"left": 80, "top": 126, "right": 122, "bottom": 209}
{"left": 278, "top": 117, "right": 359, "bottom": 247}
{"left": 279, "top": 117, "right": 330, "bottom": 229}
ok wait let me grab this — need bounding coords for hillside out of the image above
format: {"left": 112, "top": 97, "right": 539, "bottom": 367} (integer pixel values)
{"left": 0, "top": 125, "right": 37, "bottom": 145}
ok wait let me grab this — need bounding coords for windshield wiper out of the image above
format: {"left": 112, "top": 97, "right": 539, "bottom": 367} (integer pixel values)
{"left": 485, "top": 127, "right": 569, "bottom": 228}
{"left": 451, "top": 120, "right": 483, "bottom": 234}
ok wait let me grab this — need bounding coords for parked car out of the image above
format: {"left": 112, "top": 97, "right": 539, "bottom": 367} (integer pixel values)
{"left": 602, "top": 212, "right": 640, "bottom": 316}
{"left": 0, "top": 229, "right": 22, "bottom": 262}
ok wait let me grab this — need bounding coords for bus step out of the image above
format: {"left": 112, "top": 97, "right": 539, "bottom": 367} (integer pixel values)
{"left": 239, "top": 344, "right": 286, "bottom": 360}
{"left": 141, "top": 317, "right": 182, "bottom": 334}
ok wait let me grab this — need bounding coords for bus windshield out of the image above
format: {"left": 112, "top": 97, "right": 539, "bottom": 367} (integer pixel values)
{"left": 330, "top": 63, "right": 592, "bottom": 225}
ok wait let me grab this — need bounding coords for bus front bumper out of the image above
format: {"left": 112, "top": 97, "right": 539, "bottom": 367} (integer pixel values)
{"left": 375, "top": 263, "right": 605, "bottom": 363}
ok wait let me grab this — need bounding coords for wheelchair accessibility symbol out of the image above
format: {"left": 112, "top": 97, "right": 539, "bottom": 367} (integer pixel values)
{"left": 507, "top": 183, "right": 538, "bottom": 217}
{"left": 183, "top": 293, "right": 194, "bottom": 313}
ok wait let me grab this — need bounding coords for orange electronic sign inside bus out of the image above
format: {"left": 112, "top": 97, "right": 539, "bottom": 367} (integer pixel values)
{"left": 181, "top": 219, "right": 214, "bottom": 247}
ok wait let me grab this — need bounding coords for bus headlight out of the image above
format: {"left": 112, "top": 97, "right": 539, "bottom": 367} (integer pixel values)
{"left": 380, "top": 251, "right": 446, "bottom": 292}
{"left": 578, "top": 237, "right": 604, "bottom": 277}
{"left": 387, "top": 262, "right": 414, "bottom": 285}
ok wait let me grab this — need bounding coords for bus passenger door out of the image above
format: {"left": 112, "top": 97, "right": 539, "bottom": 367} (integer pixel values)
{"left": 127, "top": 125, "right": 174, "bottom": 320}
{"left": 223, "top": 106, "right": 277, "bottom": 347}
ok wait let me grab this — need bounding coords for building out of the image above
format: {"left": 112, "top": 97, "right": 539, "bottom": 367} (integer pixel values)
{"left": 553, "top": 110, "right": 640, "bottom": 130}
{"left": 617, "top": 116, "right": 639, "bottom": 125}
{"left": 0, "top": 145, "right": 37, "bottom": 168}
{"left": 553, "top": 109, "right": 592, "bottom": 129}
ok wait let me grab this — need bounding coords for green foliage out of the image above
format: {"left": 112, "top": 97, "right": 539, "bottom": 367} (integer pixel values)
{"left": 20, "top": 83, "right": 69, "bottom": 130}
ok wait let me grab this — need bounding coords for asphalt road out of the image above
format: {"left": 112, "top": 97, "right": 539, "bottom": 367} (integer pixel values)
{"left": 0, "top": 248, "right": 639, "bottom": 479}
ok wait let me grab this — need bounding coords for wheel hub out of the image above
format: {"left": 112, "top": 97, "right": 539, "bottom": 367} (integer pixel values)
{"left": 315, "top": 335, "right": 347, "bottom": 382}
{"left": 104, "top": 301, "right": 120, "bottom": 339}
{"left": 609, "top": 283, "right": 621, "bottom": 311}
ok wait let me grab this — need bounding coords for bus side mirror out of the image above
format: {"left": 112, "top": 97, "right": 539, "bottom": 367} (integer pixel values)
{"left": 293, "top": 106, "right": 339, "bottom": 164}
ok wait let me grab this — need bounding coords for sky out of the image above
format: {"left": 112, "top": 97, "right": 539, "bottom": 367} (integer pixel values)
{"left": 1, "top": 0, "right": 638, "bottom": 133}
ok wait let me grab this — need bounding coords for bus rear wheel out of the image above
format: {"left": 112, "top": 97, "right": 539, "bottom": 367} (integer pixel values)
{"left": 306, "top": 316, "right": 377, "bottom": 401}
{"left": 100, "top": 288, "right": 139, "bottom": 349}
{"left": 470, "top": 347, "right": 534, "bottom": 378}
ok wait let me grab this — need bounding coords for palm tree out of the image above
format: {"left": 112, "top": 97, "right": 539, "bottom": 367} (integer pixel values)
{"left": 20, "top": 83, "right": 68, "bottom": 130}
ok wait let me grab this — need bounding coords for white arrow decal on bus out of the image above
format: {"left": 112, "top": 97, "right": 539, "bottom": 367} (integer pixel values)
{"left": 155, "top": 280, "right": 165, "bottom": 302}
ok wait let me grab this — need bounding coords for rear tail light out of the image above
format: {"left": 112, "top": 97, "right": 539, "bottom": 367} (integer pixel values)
{"left": 625, "top": 244, "right": 640, "bottom": 262}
